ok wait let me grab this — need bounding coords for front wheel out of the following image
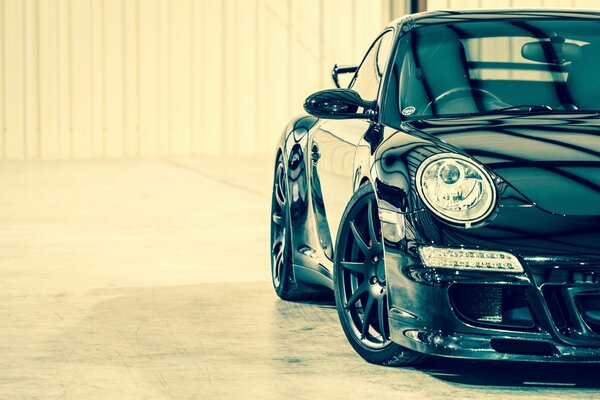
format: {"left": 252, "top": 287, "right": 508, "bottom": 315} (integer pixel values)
{"left": 334, "top": 184, "right": 428, "bottom": 366}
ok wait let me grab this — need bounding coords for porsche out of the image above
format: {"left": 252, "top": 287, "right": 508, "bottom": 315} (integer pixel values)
{"left": 270, "top": 9, "right": 600, "bottom": 365}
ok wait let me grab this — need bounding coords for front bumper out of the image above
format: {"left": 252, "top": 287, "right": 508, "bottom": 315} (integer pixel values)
{"left": 384, "top": 246, "right": 600, "bottom": 362}
{"left": 390, "top": 321, "right": 600, "bottom": 362}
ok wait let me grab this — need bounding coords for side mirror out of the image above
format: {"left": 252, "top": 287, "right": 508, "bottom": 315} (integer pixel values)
{"left": 303, "top": 89, "right": 375, "bottom": 120}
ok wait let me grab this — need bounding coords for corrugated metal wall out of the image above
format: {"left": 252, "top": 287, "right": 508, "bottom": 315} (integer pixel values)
{"left": 1, "top": 0, "right": 594, "bottom": 159}
{"left": 0, "top": 0, "right": 393, "bottom": 159}
{"left": 428, "top": 0, "right": 599, "bottom": 10}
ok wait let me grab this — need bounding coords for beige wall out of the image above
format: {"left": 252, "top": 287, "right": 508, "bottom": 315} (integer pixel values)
{"left": 2, "top": 0, "right": 594, "bottom": 159}
{"left": 428, "top": 0, "right": 600, "bottom": 10}
{"left": 0, "top": 0, "right": 398, "bottom": 159}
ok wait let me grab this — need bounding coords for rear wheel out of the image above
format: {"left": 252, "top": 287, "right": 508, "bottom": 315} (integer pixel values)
{"left": 334, "top": 184, "right": 428, "bottom": 366}
{"left": 270, "top": 153, "right": 330, "bottom": 300}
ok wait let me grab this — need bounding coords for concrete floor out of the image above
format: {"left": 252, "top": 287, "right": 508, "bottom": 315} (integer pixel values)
{"left": 1, "top": 158, "right": 599, "bottom": 399}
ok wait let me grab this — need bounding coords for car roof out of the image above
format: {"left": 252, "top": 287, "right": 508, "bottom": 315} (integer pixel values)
{"left": 388, "top": 8, "right": 600, "bottom": 29}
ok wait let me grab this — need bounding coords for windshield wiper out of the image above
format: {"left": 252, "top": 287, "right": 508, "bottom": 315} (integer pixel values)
{"left": 482, "top": 104, "right": 554, "bottom": 114}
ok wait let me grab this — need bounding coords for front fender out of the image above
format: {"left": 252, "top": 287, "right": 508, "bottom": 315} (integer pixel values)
{"left": 369, "top": 126, "right": 434, "bottom": 214}
{"left": 370, "top": 125, "right": 531, "bottom": 216}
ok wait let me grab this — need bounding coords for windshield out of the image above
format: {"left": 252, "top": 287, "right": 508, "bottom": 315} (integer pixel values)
{"left": 397, "top": 19, "right": 600, "bottom": 119}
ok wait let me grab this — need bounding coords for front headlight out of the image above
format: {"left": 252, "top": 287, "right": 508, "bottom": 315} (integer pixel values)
{"left": 416, "top": 153, "right": 496, "bottom": 225}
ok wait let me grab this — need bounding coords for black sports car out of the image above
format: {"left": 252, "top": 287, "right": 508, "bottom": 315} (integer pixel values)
{"left": 270, "top": 9, "right": 600, "bottom": 365}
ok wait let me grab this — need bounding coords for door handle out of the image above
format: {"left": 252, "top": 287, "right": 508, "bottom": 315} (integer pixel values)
{"left": 311, "top": 142, "right": 320, "bottom": 164}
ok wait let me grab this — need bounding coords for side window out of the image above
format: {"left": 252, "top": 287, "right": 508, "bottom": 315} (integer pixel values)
{"left": 350, "top": 31, "right": 394, "bottom": 102}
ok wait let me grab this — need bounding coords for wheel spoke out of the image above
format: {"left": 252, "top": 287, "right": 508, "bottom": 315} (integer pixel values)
{"left": 350, "top": 221, "right": 370, "bottom": 256}
{"left": 378, "top": 296, "right": 387, "bottom": 341}
{"left": 273, "top": 250, "right": 283, "bottom": 281}
{"left": 361, "top": 295, "right": 375, "bottom": 339}
{"left": 272, "top": 213, "right": 284, "bottom": 226}
{"left": 273, "top": 239, "right": 283, "bottom": 259}
{"left": 367, "top": 201, "right": 381, "bottom": 248}
{"left": 274, "top": 245, "right": 283, "bottom": 262}
{"left": 275, "top": 253, "right": 282, "bottom": 274}
{"left": 341, "top": 261, "right": 365, "bottom": 275}
{"left": 278, "top": 165, "right": 285, "bottom": 188}
{"left": 345, "top": 281, "right": 369, "bottom": 310}
{"left": 277, "top": 167, "right": 287, "bottom": 203}
{"left": 272, "top": 232, "right": 284, "bottom": 253}
{"left": 275, "top": 186, "right": 285, "bottom": 208}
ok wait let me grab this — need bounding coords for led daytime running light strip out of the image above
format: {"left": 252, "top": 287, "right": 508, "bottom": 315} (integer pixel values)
{"left": 419, "top": 246, "right": 524, "bottom": 273}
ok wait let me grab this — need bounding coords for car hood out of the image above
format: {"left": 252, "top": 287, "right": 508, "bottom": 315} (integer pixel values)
{"left": 405, "top": 113, "right": 600, "bottom": 216}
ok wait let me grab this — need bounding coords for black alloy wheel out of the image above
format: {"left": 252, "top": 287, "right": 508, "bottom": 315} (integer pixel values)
{"left": 271, "top": 154, "right": 327, "bottom": 300}
{"left": 334, "top": 184, "right": 428, "bottom": 365}
{"left": 270, "top": 155, "right": 295, "bottom": 299}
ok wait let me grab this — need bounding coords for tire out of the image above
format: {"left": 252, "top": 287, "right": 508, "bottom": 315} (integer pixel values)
{"left": 270, "top": 153, "right": 330, "bottom": 301}
{"left": 333, "top": 184, "right": 429, "bottom": 366}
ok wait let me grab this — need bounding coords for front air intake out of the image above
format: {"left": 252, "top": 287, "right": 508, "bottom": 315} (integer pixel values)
{"left": 490, "top": 338, "right": 558, "bottom": 356}
{"left": 575, "top": 294, "right": 600, "bottom": 334}
{"left": 450, "top": 284, "right": 536, "bottom": 329}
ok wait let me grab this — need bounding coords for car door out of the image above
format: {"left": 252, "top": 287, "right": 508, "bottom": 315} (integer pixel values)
{"left": 310, "top": 29, "right": 395, "bottom": 263}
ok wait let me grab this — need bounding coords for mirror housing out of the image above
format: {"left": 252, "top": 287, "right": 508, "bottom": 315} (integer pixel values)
{"left": 303, "top": 89, "right": 375, "bottom": 120}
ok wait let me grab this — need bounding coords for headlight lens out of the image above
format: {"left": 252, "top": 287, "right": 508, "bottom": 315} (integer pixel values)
{"left": 416, "top": 153, "right": 496, "bottom": 224}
